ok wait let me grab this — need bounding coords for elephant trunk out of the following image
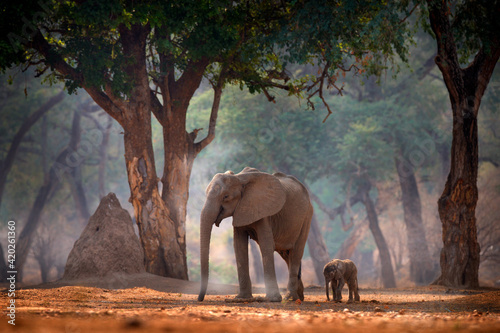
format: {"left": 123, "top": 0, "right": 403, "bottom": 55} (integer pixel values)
{"left": 325, "top": 278, "right": 330, "bottom": 301}
{"left": 198, "top": 202, "right": 219, "bottom": 301}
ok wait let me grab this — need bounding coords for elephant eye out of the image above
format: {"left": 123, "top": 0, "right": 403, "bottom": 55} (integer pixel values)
{"left": 223, "top": 195, "right": 229, "bottom": 200}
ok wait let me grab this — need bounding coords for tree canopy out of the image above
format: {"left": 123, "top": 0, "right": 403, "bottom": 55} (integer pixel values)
{"left": 2, "top": 0, "right": 498, "bottom": 288}
{"left": 1, "top": 0, "right": 415, "bottom": 103}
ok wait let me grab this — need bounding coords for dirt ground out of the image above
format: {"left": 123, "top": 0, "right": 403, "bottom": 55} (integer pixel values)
{"left": 1, "top": 273, "right": 499, "bottom": 332}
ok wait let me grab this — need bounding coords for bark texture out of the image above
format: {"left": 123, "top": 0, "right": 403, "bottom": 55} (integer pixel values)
{"left": 395, "top": 151, "right": 435, "bottom": 284}
{"left": 117, "top": 24, "right": 188, "bottom": 279}
{"left": 427, "top": 0, "right": 500, "bottom": 288}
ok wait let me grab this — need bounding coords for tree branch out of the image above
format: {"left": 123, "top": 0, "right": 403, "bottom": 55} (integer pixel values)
{"left": 426, "top": 0, "right": 462, "bottom": 107}
{"left": 31, "top": 31, "right": 125, "bottom": 124}
{"left": 309, "top": 189, "right": 363, "bottom": 226}
{"left": 399, "top": 3, "right": 420, "bottom": 24}
{"left": 390, "top": 53, "right": 437, "bottom": 100}
{"left": 0, "top": 90, "right": 65, "bottom": 208}
{"left": 465, "top": 43, "right": 500, "bottom": 116}
{"left": 150, "top": 90, "right": 165, "bottom": 124}
{"left": 193, "top": 62, "right": 230, "bottom": 154}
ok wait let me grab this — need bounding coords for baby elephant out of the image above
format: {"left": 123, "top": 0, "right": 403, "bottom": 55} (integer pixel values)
{"left": 323, "top": 259, "right": 360, "bottom": 303}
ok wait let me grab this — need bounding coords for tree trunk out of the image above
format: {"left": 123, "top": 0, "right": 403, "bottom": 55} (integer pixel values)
{"left": 33, "top": 225, "right": 54, "bottom": 283}
{"left": 307, "top": 214, "right": 330, "bottom": 284}
{"left": 361, "top": 181, "right": 396, "bottom": 288}
{"left": 153, "top": 62, "right": 224, "bottom": 281}
{"left": 434, "top": 102, "right": 481, "bottom": 288}
{"left": 16, "top": 163, "right": 58, "bottom": 281}
{"left": 0, "top": 91, "right": 64, "bottom": 283}
{"left": 427, "top": 0, "right": 500, "bottom": 288}
{"left": 66, "top": 110, "right": 90, "bottom": 224}
{"left": 34, "top": 247, "right": 50, "bottom": 283}
{"left": 39, "top": 261, "right": 49, "bottom": 283}
{"left": 123, "top": 119, "right": 187, "bottom": 279}
{"left": 395, "top": 150, "right": 435, "bottom": 284}
{"left": 160, "top": 120, "right": 194, "bottom": 280}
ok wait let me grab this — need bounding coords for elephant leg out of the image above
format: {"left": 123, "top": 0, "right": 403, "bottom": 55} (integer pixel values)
{"left": 331, "top": 280, "right": 337, "bottom": 301}
{"left": 278, "top": 250, "right": 304, "bottom": 301}
{"left": 233, "top": 227, "right": 252, "bottom": 299}
{"left": 347, "top": 278, "right": 358, "bottom": 302}
{"left": 332, "top": 280, "right": 337, "bottom": 301}
{"left": 353, "top": 278, "right": 360, "bottom": 301}
{"left": 336, "top": 277, "right": 345, "bottom": 302}
{"left": 297, "top": 263, "right": 304, "bottom": 300}
{"left": 347, "top": 281, "right": 354, "bottom": 303}
{"left": 255, "top": 219, "right": 282, "bottom": 302}
{"left": 285, "top": 241, "right": 307, "bottom": 301}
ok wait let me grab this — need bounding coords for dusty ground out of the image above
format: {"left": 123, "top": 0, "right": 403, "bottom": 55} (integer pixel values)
{"left": 1, "top": 273, "right": 499, "bottom": 332}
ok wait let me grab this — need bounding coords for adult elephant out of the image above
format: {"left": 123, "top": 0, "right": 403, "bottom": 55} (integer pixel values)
{"left": 198, "top": 167, "right": 313, "bottom": 302}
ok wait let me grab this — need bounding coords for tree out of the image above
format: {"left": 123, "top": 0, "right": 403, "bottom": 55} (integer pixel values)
{"left": 2, "top": 0, "right": 274, "bottom": 279}
{"left": 1, "top": 0, "right": 414, "bottom": 279}
{"left": 0, "top": 89, "right": 64, "bottom": 207}
{"left": 0, "top": 75, "right": 64, "bottom": 282}
{"left": 424, "top": 0, "right": 500, "bottom": 287}
{"left": 330, "top": 109, "right": 397, "bottom": 288}
{"left": 32, "top": 222, "right": 58, "bottom": 283}
{"left": 350, "top": 48, "right": 444, "bottom": 285}
{"left": 16, "top": 108, "right": 85, "bottom": 280}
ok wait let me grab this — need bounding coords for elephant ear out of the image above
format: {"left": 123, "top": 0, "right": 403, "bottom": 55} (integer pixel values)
{"left": 233, "top": 170, "right": 286, "bottom": 227}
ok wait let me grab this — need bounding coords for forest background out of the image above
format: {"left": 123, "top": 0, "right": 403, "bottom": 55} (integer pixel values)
{"left": 0, "top": 19, "right": 499, "bottom": 288}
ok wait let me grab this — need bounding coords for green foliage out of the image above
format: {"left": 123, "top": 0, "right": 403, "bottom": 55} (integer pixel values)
{"left": 1, "top": 0, "right": 247, "bottom": 93}
{"left": 0, "top": 0, "right": 417, "bottom": 103}
{"left": 0, "top": 0, "right": 48, "bottom": 69}
{"left": 269, "top": 0, "right": 414, "bottom": 73}
{"left": 449, "top": 0, "right": 500, "bottom": 63}
{"left": 189, "top": 60, "right": 450, "bottom": 190}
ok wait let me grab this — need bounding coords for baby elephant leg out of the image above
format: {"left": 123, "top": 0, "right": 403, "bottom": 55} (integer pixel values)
{"left": 335, "top": 277, "right": 344, "bottom": 302}
{"left": 347, "top": 277, "right": 360, "bottom": 303}
{"left": 353, "top": 276, "right": 360, "bottom": 301}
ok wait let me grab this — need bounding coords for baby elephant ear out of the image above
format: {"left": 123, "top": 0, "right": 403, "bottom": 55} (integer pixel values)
{"left": 233, "top": 170, "right": 286, "bottom": 227}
